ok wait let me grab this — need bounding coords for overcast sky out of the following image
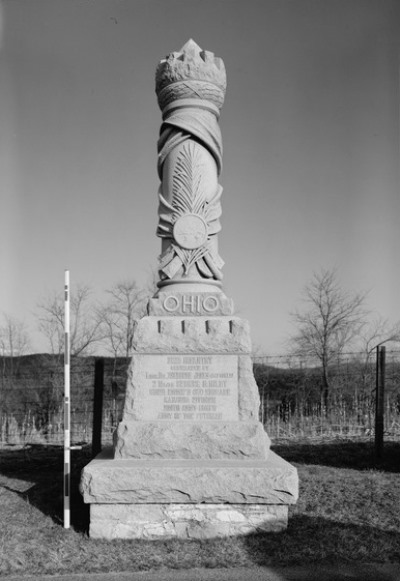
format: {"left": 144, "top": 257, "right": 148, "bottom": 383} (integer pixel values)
{"left": 1, "top": 0, "right": 399, "bottom": 354}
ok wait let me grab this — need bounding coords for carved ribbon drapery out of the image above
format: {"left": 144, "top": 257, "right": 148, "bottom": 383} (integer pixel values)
{"left": 157, "top": 108, "right": 223, "bottom": 178}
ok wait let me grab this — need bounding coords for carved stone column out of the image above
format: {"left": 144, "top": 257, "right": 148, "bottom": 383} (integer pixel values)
{"left": 155, "top": 39, "right": 225, "bottom": 292}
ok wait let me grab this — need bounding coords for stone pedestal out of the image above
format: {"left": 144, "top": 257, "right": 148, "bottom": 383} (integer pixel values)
{"left": 80, "top": 291, "right": 298, "bottom": 539}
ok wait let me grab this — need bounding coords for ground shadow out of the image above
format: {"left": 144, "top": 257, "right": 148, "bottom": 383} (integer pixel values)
{"left": 272, "top": 439, "right": 400, "bottom": 472}
{"left": 1, "top": 440, "right": 400, "bottom": 558}
{"left": 239, "top": 513, "right": 400, "bottom": 568}
{"left": 0, "top": 443, "right": 91, "bottom": 533}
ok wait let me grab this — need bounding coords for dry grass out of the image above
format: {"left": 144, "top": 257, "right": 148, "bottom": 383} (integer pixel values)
{"left": 2, "top": 396, "right": 400, "bottom": 447}
{"left": 0, "top": 438, "right": 399, "bottom": 576}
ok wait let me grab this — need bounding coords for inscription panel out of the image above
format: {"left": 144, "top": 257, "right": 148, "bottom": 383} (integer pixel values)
{"left": 140, "top": 354, "right": 238, "bottom": 421}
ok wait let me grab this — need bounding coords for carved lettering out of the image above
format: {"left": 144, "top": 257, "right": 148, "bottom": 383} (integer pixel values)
{"left": 163, "top": 295, "right": 180, "bottom": 312}
{"left": 182, "top": 294, "right": 196, "bottom": 313}
{"left": 203, "top": 295, "right": 219, "bottom": 312}
{"left": 162, "top": 294, "right": 221, "bottom": 314}
{"left": 138, "top": 354, "right": 238, "bottom": 421}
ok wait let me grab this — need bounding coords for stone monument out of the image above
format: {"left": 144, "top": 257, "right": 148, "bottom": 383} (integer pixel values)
{"left": 80, "top": 40, "right": 298, "bottom": 539}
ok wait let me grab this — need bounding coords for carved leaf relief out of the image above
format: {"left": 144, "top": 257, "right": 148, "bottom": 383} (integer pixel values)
{"left": 172, "top": 142, "right": 206, "bottom": 216}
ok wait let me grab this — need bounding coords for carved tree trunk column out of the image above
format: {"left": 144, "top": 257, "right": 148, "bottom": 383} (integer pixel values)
{"left": 155, "top": 39, "right": 226, "bottom": 292}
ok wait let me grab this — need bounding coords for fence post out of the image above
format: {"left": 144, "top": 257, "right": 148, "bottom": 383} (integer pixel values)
{"left": 92, "top": 358, "right": 104, "bottom": 458}
{"left": 375, "top": 345, "right": 385, "bottom": 461}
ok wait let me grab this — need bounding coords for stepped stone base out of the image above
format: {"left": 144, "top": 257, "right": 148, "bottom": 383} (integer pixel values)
{"left": 81, "top": 448, "right": 298, "bottom": 505}
{"left": 89, "top": 503, "right": 288, "bottom": 540}
{"left": 80, "top": 447, "right": 298, "bottom": 539}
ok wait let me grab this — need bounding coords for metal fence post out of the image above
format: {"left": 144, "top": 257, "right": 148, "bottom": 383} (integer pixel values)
{"left": 92, "top": 358, "right": 104, "bottom": 458}
{"left": 375, "top": 345, "right": 385, "bottom": 461}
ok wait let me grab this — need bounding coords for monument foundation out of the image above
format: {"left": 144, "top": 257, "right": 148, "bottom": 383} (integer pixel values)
{"left": 80, "top": 40, "right": 298, "bottom": 539}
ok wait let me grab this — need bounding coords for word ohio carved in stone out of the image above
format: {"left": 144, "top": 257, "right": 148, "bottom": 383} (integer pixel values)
{"left": 147, "top": 292, "right": 235, "bottom": 317}
{"left": 163, "top": 293, "right": 219, "bottom": 313}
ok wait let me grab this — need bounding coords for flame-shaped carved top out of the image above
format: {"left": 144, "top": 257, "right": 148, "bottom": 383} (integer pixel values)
{"left": 155, "top": 39, "right": 226, "bottom": 112}
{"left": 179, "top": 39, "right": 204, "bottom": 58}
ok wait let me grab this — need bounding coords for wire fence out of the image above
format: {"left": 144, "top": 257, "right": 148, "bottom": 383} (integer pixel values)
{"left": 254, "top": 351, "right": 400, "bottom": 439}
{"left": 1, "top": 351, "right": 400, "bottom": 446}
{"left": 0, "top": 356, "right": 128, "bottom": 447}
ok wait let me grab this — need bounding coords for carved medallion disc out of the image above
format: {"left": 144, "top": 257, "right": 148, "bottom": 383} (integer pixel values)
{"left": 173, "top": 214, "right": 208, "bottom": 249}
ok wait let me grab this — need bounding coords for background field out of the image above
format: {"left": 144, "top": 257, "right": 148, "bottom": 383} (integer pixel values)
{"left": 2, "top": 352, "right": 400, "bottom": 446}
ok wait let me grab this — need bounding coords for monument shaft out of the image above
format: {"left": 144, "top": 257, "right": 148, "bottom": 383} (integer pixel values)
{"left": 155, "top": 39, "right": 225, "bottom": 288}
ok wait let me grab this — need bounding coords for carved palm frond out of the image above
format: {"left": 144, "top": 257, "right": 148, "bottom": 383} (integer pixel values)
{"left": 172, "top": 142, "right": 206, "bottom": 216}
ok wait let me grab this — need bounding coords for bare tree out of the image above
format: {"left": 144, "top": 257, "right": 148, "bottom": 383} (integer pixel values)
{"left": 98, "top": 279, "right": 149, "bottom": 360}
{"left": 0, "top": 314, "right": 31, "bottom": 381}
{"left": 38, "top": 284, "right": 102, "bottom": 357}
{"left": 356, "top": 316, "right": 400, "bottom": 387}
{"left": 0, "top": 315, "right": 31, "bottom": 357}
{"left": 359, "top": 316, "right": 400, "bottom": 357}
{"left": 290, "top": 268, "right": 367, "bottom": 409}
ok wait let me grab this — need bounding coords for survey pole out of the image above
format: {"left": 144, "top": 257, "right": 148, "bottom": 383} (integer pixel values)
{"left": 64, "top": 269, "right": 71, "bottom": 529}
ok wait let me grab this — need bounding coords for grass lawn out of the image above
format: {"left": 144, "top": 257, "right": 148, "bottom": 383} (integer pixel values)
{"left": 0, "top": 438, "right": 399, "bottom": 576}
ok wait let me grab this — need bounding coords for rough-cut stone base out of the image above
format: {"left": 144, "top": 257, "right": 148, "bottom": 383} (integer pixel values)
{"left": 80, "top": 448, "right": 298, "bottom": 505}
{"left": 113, "top": 420, "right": 270, "bottom": 459}
{"left": 89, "top": 503, "right": 288, "bottom": 539}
